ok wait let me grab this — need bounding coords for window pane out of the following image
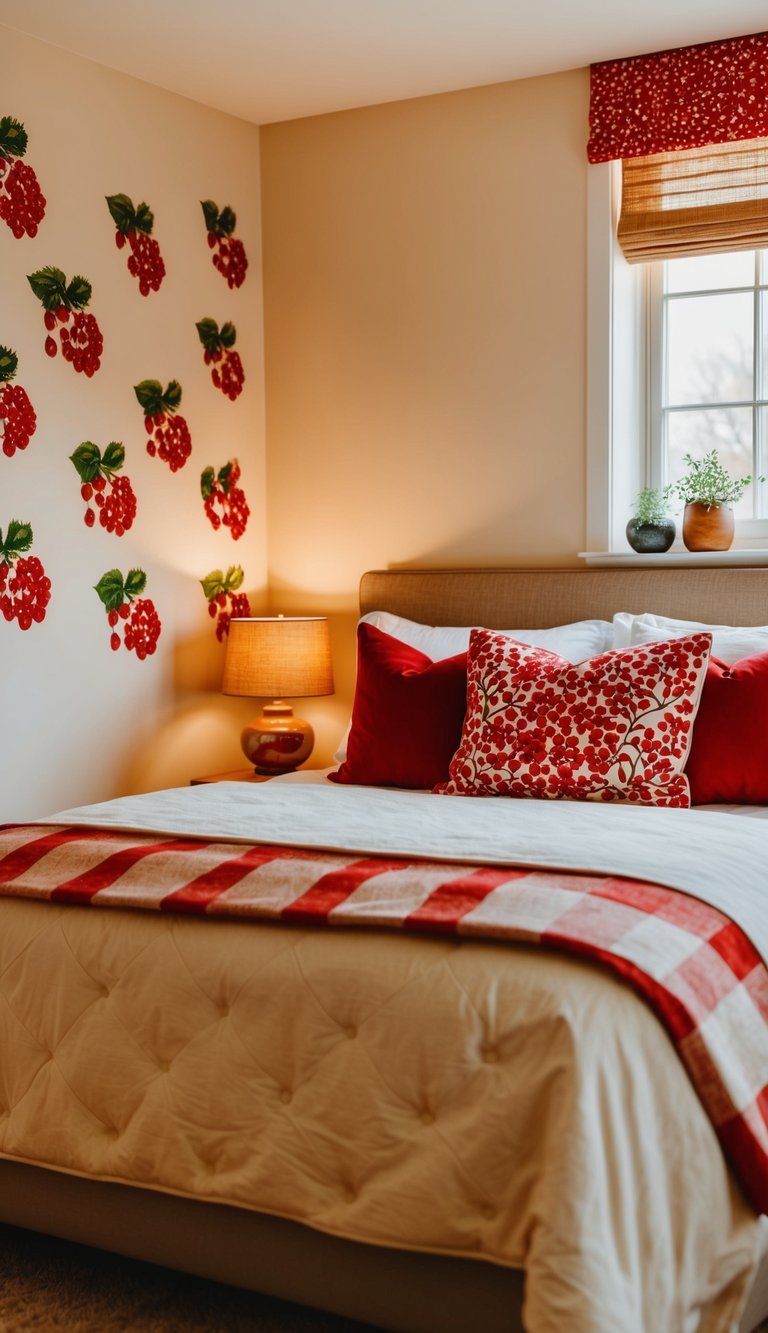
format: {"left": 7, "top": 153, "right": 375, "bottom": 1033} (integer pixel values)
{"left": 760, "top": 290, "right": 768, "bottom": 400}
{"left": 666, "top": 251, "right": 754, "bottom": 294}
{"left": 666, "top": 408, "right": 754, "bottom": 517}
{"left": 757, "top": 248, "right": 768, "bottom": 285}
{"left": 666, "top": 292, "right": 753, "bottom": 405}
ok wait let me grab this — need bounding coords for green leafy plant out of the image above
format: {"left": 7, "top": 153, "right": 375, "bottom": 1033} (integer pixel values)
{"left": 668, "top": 450, "right": 762, "bottom": 509}
{"left": 632, "top": 486, "right": 673, "bottom": 526}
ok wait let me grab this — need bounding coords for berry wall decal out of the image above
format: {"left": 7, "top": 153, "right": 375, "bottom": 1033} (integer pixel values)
{"left": 0, "top": 520, "right": 51, "bottom": 630}
{"left": 70, "top": 441, "right": 137, "bottom": 535}
{"left": 195, "top": 318, "right": 245, "bottom": 400}
{"left": 0, "top": 347, "right": 37, "bottom": 457}
{"left": 27, "top": 267, "right": 103, "bottom": 375}
{"left": 134, "top": 379, "right": 191, "bottom": 472}
{"left": 106, "top": 193, "right": 166, "bottom": 296}
{"left": 200, "top": 200, "right": 248, "bottom": 289}
{"left": 95, "top": 568, "right": 162, "bottom": 660}
{"left": 200, "top": 459, "right": 249, "bottom": 539}
{"left": 0, "top": 116, "right": 46, "bottom": 238}
{"left": 201, "top": 566, "right": 250, "bottom": 642}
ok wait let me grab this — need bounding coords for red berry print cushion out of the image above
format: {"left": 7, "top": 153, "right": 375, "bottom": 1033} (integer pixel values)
{"left": 0, "top": 116, "right": 46, "bottom": 238}
{"left": 27, "top": 267, "right": 103, "bottom": 375}
{"left": 196, "top": 318, "right": 245, "bottom": 400}
{"left": 436, "top": 630, "right": 712, "bottom": 807}
{"left": 0, "top": 346, "right": 37, "bottom": 457}
{"left": 70, "top": 441, "right": 137, "bottom": 535}
{"left": 106, "top": 194, "right": 166, "bottom": 296}
{"left": 330, "top": 624, "right": 469, "bottom": 789}
{"left": 201, "top": 566, "right": 250, "bottom": 641}
{"left": 95, "top": 569, "right": 161, "bottom": 660}
{"left": 200, "top": 201, "right": 248, "bottom": 289}
{"left": 200, "top": 460, "right": 249, "bottom": 539}
{"left": 134, "top": 379, "right": 191, "bottom": 472}
{"left": 0, "top": 520, "right": 51, "bottom": 630}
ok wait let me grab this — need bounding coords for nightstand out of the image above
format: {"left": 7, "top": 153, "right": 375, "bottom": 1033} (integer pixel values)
{"left": 190, "top": 768, "right": 274, "bottom": 785}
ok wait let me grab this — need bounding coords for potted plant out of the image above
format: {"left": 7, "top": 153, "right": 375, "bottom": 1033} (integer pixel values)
{"left": 668, "top": 451, "right": 761, "bottom": 552}
{"left": 626, "top": 487, "right": 676, "bottom": 553}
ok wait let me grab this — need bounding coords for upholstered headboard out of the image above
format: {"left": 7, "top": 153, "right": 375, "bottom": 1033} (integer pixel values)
{"left": 359, "top": 566, "right": 768, "bottom": 628}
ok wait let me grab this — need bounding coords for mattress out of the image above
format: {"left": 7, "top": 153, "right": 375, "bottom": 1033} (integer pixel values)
{"left": 2, "top": 779, "right": 767, "bottom": 1332}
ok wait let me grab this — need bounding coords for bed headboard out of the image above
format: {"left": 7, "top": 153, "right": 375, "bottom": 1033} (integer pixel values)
{"left": 359, "top": 566, "right": 768, "bottom": 627}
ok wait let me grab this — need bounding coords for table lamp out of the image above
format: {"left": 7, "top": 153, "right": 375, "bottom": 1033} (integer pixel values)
{"left": 222, "top": 616, "right": 334, "bottom": 775}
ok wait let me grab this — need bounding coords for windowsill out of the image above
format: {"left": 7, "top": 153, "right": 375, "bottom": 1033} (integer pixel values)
{"left": 579, "top": 547, "right": 768, "bottom": 567}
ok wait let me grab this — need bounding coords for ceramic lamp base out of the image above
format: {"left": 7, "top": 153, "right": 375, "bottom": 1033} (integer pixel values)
{"left": 241, "top": 701, "right": 314, "bottom": 776}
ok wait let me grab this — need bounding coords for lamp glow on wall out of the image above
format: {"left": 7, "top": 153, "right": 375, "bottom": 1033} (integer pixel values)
{"left": 222, "top": 616, "right": 334, "bottom": 775}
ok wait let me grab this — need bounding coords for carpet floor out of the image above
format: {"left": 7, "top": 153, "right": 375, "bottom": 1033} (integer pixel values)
{"left": 0, "top": 1223, "right": 381, "bottom": 1331}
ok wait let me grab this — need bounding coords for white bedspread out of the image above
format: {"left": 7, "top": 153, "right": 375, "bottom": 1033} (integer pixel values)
{"left": 49, "top": 781, "right": 768, "bottom": 968}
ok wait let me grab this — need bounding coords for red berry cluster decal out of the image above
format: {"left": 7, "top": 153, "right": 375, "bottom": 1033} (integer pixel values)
{"left": 95, "top": 568, "right": 162, "bottom": 660}
{"left": 201, "top": 200, "right": 248, "bottom": 289}
{"left": 106, "top": 193, "right": 166, "bottom": 296}
{"left": 0, "top": 346, "right": 37, "bottom": 458}
{"left": 0, "top": 117, "right": 46, "bottom": 239}
{"left": 70, "top": 441, "right": 137, "bottom": 536}
{"left": 27, "top": 267, "right": 104, "bottom": 375}
{"left": 134, "top": 379, "right": 191, "bottom": 472}
{"left": 195, "top": 318, "right": 245, "bottom": 400}
{"left": 201, "top": 566, "right": 250, "bottom": 641}
{"left": 201, "top": 459, "right": 249, "bottom": 539}
{"left": 0, "top": 520, "right": 51, "bottom": 630}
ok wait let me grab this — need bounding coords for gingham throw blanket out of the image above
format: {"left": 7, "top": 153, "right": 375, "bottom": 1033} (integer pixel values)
{"left": 2, "top": 822, "right": 767, "bottom": 1216}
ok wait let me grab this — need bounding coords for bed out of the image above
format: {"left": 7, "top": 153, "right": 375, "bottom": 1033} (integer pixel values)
{"left": 1, "top": 565, "right": 768, "bottom": 1333}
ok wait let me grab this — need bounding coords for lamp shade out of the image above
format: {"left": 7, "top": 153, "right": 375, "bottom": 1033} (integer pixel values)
{"left": 222, "top": 617, "right": 334, "bottom": 699}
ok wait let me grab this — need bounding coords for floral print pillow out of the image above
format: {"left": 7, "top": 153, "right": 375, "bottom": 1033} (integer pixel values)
{"left": 436, "top": 630, "right": 712, "bottom": 807}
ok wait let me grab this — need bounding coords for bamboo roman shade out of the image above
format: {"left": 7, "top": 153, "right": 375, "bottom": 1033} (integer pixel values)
{"left": 618, "top": 138, "right": 768, "bottom": 264}
{"left": 588, "top": 30, "right": 768, "bottom": 264}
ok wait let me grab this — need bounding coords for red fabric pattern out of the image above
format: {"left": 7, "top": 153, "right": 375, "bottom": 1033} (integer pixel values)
{"left": 329, "top": 624, "right": 468, "bottom": 789}
{"left": 1, "top": 820, "right": 766, "bottom": 1216}
{"left": 588, "top": 30, "right": 768, "bottom": 163}
{"left": 686, "top": 651, "right": 768, "bottom": 804}
{"left": 437, "top": 631, "right": 710, "bottom": 807}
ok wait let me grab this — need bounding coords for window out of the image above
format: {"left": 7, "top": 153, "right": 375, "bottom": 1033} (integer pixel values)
{"left": 649, "top": 249, "right": 768, "bottom": 529}
{"left": 586, "top": 165, "right": 768, "bottom": 555}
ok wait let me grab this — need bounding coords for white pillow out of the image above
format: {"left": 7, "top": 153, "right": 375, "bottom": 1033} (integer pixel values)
{"left": 333, "top": 613, "right": 614, "bottom": 763}
{"left": 613, "top": 611, "right": 768, "bottom": 664}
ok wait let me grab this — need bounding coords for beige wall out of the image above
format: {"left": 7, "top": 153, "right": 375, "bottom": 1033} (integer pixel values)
{"left": 1, "top": 27, "right": 266, "bottom": 820}
{"left": 260, "top": 70, "right": 590, "bottom": 759}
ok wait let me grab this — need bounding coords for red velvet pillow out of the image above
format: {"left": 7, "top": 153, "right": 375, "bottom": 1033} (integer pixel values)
{"left": 687, "top": 651, "right": 768, "bottom": 804}
{"left": 329, "top": 624, "right": 468, "bottom": 789}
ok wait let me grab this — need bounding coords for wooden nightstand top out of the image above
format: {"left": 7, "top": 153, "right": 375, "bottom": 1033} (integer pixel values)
{"left": 190, "top": 768, "right": 273, "bottom": 785}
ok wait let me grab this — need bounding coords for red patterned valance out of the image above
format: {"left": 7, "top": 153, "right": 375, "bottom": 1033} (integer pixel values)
{"left": 588, "top": 30, "right": 768, "bottom": 163}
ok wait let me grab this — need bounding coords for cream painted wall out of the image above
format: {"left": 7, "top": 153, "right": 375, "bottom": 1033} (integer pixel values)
{"left": 260, "top": 71, "right": 590, "bottom": 759}
{"left": 1, "top": 27, "right": 266, "bottom": 821}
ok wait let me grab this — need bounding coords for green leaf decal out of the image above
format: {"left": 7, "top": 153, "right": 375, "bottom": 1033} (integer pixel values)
{"left": 195, "top": 317, "right": 220, "bottom": 351}
{"left": 201, "top": 200, "right": 219, "bottom": 233}
{"left": 95, "top": 570, "right": 126, "bottom": 612}
{"left": 200, "top": 466, "right": 215, "bottom": 499}
{"left": 65, "top": 275, "right": 92, "bottom": 310}
{"left": 201, "top": 569, "right": 225, "bottom": 602}
{"left": 134, "top": 380, "right": 164, "bottom": 414}
{"left": 0, "top": 116, "right": 28, "bottom": 160}
{"left": 218, "top": 206, "right": 236, "bottom": 236}
{"left": 27, "top": 266, "right": 67, "bottom": 310}
{"left": 224, "top": 565, "right": 244, "bottom": 592}
{"left": 162, "top": 380, "right": 182, "bottom": 413}
{"left": 101, "top": 441, "right": 125, "bottom": 474}
{"left": 0, "top": 519, "right": 33, "bottom": 562}
{"left": 220, "top": 322, "right": 236, "bottom": 349}
{"left": 0, "top": 346, "right": 18, "bottom": 383}
{"left": 124, "top": 568, "right": 147, "bottom": 599}
{"left": 70, "top": 442, "right": 102, "bottom": 483}
{"left": 134, "top": 202, "right": 154, "bottom": 235}
{"left": 218, "top": 461, "right": 234, "bottom": 493}
{"left": 106, "top": 193, "right": 136, "bottom": 233}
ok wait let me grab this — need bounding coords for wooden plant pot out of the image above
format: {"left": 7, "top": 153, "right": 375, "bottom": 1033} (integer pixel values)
{"left": 682, "top": 501, "right": 735, "bottom": 552}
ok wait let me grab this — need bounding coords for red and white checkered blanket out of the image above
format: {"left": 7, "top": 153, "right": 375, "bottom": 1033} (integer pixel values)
{"left": 1, "top": 821, "right": 767, "bottom": 1216}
